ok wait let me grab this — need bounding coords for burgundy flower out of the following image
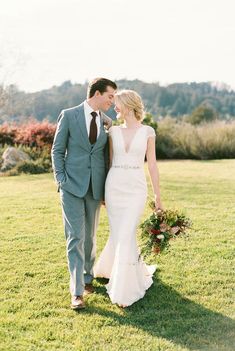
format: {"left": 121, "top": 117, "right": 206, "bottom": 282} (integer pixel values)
{"left": 150, "top": 228, "right": 161, "bottom": 235}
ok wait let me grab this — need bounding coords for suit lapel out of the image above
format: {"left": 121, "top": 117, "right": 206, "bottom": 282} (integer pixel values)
{"left": 75, "top": 103, "right": 91, "bottom": 150}
{"left": 92, "top": 120, "right": 107, "bottom": 150}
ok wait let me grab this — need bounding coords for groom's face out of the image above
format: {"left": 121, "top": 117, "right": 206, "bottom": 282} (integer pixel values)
{"left": 96, "top": 86, "right": 116, "bottom": 111}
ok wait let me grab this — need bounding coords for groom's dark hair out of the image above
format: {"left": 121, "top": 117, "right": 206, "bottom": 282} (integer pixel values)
{"left": 87, "top": 78, "right": 117, "bottom": 98}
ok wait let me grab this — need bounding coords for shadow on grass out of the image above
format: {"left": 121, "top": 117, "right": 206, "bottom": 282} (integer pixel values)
{"left": 83, "top": 278, "right": 235, "bottom": 351}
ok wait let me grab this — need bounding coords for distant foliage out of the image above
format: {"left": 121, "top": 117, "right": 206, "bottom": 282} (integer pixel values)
{"left": 186, "top": 105, "right": 218, "bottom": 125}
{"left": 1, "top": 118, "right": 235, "bottom": 177}
{"left": 143, "top": 113, "right": 158, "bottom": 131}
{"left": 1, "top": 80, "right": 235, "bottom": 123}
{"left": 156, "top": 119, "right": 235, "bottom": 159}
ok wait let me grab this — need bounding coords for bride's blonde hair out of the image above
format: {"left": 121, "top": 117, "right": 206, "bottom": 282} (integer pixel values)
{"left": 115, "top": 90, "right": 145, "bottom": 121}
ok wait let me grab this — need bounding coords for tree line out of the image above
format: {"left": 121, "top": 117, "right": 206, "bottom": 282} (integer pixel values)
{"left": 1, "top": 79, "right": 235, "bottom": 123}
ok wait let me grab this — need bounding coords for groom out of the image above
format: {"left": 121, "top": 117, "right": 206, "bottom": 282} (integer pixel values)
{"left": 51, "top": 78, "right": 117, "bottom": 310}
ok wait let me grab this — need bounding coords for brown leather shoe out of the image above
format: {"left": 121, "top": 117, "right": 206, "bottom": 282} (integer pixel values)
{"left": 71, "top": 295, "right": 85, "bottom": 310}
{"left": 84, "top": 283, "right": 94, "bottom": 296}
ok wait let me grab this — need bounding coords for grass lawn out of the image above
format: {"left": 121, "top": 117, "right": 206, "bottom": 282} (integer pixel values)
{"left": 0, "top": 160, "right": 234, "bottom": 351}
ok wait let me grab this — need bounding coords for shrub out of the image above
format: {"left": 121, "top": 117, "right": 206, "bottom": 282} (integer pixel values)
{"left": 156, "top": 119, "right": 235, "bottom": 159}
{"left": 143, "top": 113, "right": 158, "bottom": 131}
{"left": 0, "top": 121, "right": 55, "bottom": 175}
{"left": 186, "top": 105, "right": 218, "bottom": 125}
{"left": 18, "top": 145, "right": 52, "bottom": 163}
{"left": 0, "top": 121, "right": 56, "bottom": 148}
{"left": 3, "top": 158, "right": 51, "bottom": 176}
{"left": 156, "top": 117, "right": 182, "bottom": 158}
{"left": 0, "top": 124, "right": 17, "bottom": 145}
{"left": 192, "top": 121, "right": 235, "bottom": 159}
{"left": 14, "top": 121, "right": 56, "bottom": 148}
{"left": 0, "top": 144, "right": 52, "bottom": 176}
{"left": 16, "top": 160, "right": 46, "bottom": 174}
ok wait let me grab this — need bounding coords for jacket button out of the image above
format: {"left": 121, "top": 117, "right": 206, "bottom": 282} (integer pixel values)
{"left": 88, "top": 166, "right": 91, "bottom": 169}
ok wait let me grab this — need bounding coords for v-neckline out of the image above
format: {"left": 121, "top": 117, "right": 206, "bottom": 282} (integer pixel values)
{"left": 119, "top": 125, "right": 144, "bottom": 154}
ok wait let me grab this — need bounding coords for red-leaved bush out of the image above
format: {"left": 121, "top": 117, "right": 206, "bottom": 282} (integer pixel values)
{"left": 0, "top": 121, "right": 56, "bottom": 149}
{"left": 15, "top": 121, "right": 56, "bottom": 148}
{"left": 0, "top": 124, "right": 17, "bottom": 145}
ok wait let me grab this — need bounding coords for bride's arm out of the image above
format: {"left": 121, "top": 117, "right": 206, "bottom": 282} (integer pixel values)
{"left": 146, "top": 136, "right": 163, "bottom": 210}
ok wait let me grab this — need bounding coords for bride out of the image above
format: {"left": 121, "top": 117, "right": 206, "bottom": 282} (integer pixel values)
{"left": 94, "top": 89, "right": 163, "bottom": 307}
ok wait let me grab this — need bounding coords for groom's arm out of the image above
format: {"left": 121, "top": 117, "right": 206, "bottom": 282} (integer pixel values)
{"left": 51, "top": 111, "right": 69, "bottom": 186}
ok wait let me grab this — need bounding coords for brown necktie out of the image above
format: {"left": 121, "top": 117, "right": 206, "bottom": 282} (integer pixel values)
{"left": 89, "top": 111, "right": 98, "bottom": 144}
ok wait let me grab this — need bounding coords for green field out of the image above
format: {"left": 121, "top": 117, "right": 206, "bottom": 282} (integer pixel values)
{"left": 0, "top": 160, "right": 234, "bottom": 351}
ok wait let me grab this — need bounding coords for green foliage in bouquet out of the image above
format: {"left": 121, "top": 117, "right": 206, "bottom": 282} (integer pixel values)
{"left": 140, "top": 201, "right": 192, "bottom": 258}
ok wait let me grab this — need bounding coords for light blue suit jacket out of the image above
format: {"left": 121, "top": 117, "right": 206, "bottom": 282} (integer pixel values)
{"left": 51, "top": 102, "right": 112, "bottom": 200}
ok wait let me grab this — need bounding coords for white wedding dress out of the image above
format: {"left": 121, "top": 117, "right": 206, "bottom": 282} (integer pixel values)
{"left": 94, "top": 125, "right": 156, "bottom": 306}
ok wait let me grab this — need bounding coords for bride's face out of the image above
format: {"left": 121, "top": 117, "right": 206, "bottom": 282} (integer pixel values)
{"left": 114, "top": 100, "right": 126, "bottom": 119}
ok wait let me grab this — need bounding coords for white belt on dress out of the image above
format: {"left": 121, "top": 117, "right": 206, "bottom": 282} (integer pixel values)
{"left": 112, "top": 164, "right": 141, "bottom": 170}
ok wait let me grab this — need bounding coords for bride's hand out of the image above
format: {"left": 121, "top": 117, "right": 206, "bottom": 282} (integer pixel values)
{"left": 155, "top": 198, "right": 163, "bottom": 211}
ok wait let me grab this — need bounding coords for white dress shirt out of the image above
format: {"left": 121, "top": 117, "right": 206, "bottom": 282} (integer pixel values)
{"left": 83, "top": 100, "right": 101, "bottom": 138}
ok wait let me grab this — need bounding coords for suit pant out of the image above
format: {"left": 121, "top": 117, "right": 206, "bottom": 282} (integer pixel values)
{"left": 60, "top": 184, "right": 101, "bottom": 296}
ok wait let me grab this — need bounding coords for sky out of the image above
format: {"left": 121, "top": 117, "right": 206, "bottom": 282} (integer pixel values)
{"left": 0, "top": 0, "right": 235, "bottom": 92}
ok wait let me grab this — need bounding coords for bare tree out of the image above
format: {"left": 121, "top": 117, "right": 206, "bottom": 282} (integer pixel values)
{"left": 0, "top": 45, "right": 26, "bottom": 121}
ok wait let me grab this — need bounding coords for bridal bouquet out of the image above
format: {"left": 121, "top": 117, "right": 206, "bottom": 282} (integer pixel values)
{"left": 140, "top": 201, "right": 192, "bottom": 257}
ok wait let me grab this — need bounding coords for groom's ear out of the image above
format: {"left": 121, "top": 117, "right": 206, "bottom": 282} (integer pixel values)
{"left": 95, "top": 90, "right": 101, "bottom": 97}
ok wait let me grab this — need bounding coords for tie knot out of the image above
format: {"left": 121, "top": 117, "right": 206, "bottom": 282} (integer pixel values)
{"left": 91, "top": 111, "right": 97, "bottom": 119}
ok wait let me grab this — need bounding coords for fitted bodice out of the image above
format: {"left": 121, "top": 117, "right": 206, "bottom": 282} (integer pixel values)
{"left": 109, "top": 125, "right": 155, "bottom": 168}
